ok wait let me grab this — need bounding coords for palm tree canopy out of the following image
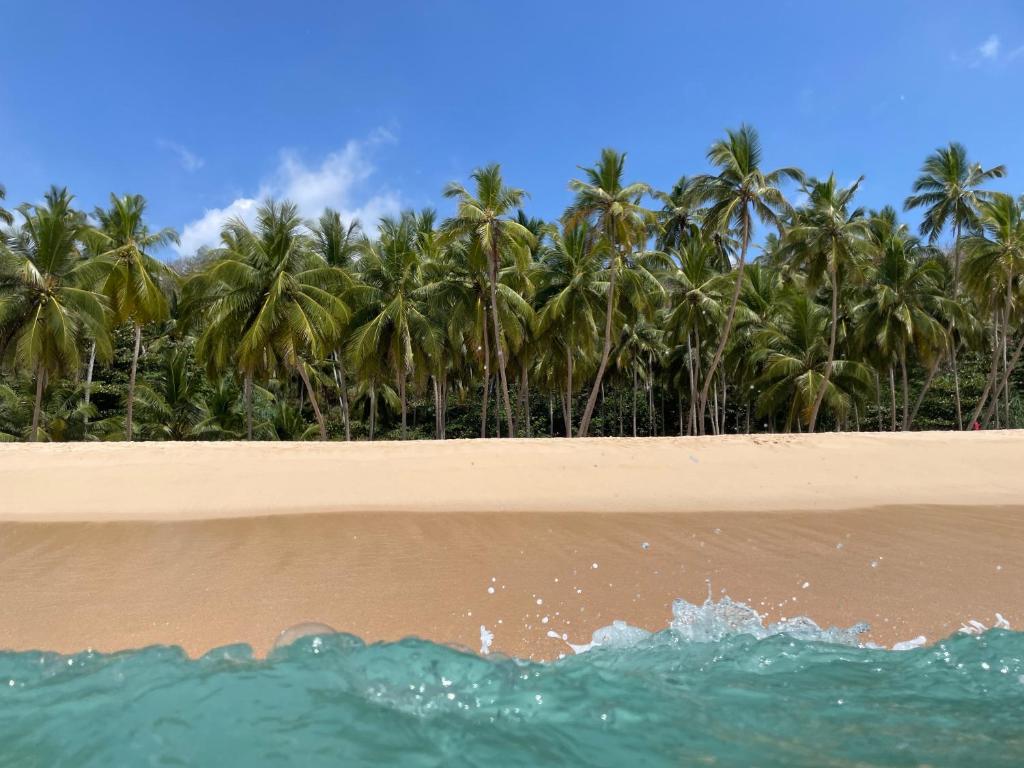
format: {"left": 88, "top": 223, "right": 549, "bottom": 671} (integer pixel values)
{"left": 695, "top": 125, "right": 804, "bottom": 243}
{"left": 95, "top": 193, "right": 179, "bottom": 326}
{"left": 0, "top": 187, "right": 110, "bottom": 378}
{"left": 904, "top": 141, "right": 1007, "bottom": 242}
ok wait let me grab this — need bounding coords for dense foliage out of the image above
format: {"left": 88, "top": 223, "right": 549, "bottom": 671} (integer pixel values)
{"left": 2, "top": 128, "right": 1022, "bottom": 442}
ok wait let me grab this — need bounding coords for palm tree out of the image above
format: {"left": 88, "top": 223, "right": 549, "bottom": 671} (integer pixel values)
{"left": 962, "top": 193, "right": 1024, "bottom": 427}
{"left": 693, "top": 125, "right": 803, "bottom": 434}
{"left": 661, "top": 235, "right": 729, "bottom": 433}
{"left": 564, "top": 148, "right": 655, "bottom": 436}
{"left": 0, "top": 187, "right": 110, "bottom": 440}
{"left": 94, "top": 194, "right": 179, "bottom": 440}
{"left": 349, "top": 212, "right": 440, "bottom": 439}
{"left": 0, "top": 184, "right": 13, "bottom": 226}
{"left": 783, "top": 175, "right": 869, "bottom": 431}
{"left": 853, "top": 230, "right": 950, "bottom": 430}
{"left": 533, "top": 222, "right": 607, "bottom": 436}
{"left": 187, "top": 200, "right": 351, "bottom": 440}
{"left": 753, "top": 290, "right": 870, "bottom": 431}
{"left": 310, "top": 209, "right": 361, "bottom": 440}
{"left": 904, "top": 143, "right": 1006, "bottom": 428}
{"left": 443, "top": 165, "right": 535, "bottom": 436}
{"left": 655, "top": 176, "right": 702, "bottom": 252}
{"left": 904, "top": 143, "right": 1006, "bottom": 287}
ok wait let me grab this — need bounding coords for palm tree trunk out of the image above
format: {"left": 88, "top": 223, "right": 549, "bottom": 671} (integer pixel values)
{"left": 875, "top": 370, "right": 883, "bottom": 432}
{"left": 686, "top": 333, "right": 697, "bottom": 435}
{"left": 951, "top": 340, "right": 964, "bottom": 431}
{"left": 369, "top": 384, "right": 377, "bottom": 441}
{"left": 549, "top": 394, "right": 554, "bottom": 436}
{"left": 1004, "top": 324, "right": 1011, "bottom": 425}
{"left": 297, "top": 363, "right": 327, "bottom": 440}
{"left": 899, "top": 352, "right": 910, "bottom": 431}
{"left": 711, "top": 384, "right": 719, "bottom": 435}
{"left": 441, "top": 377, "right": 448, "bottom": 439}
{"left": 480, "top": 308, "right": 490, "bottom": 438}
{"left": 398, "top": 370, "right": 407, "bottom": 439}
{"left": 566, "top": 346, "right": 574, "bottom": 438}
{"left": 698, "top": 212, "right": 750, "bottom": 434}
{"left": 432, "top": 376, "right": 441, "bottom": 439}
{"left": 487, "top": 240, "right": 515, "bottom": 436}
{"left": 521, "top": 367, "right": 531, "bottom": 437}
{"left": 908, "top": 355, "right": 942, "bottom": 430}
{"left": 83, "top": 341, "right": 96, "bottom": 430}
{"left": 808, "top": 266, "right": 839, "bottom": 432}
{"left": 578, "top": 230, "right": 618, "bottom": 437}
{"left": 332, "top": 352, "right": 351, "bottom": 441}
{"left": 494, "top": 375, "right": 501, "bottom": 438}
{"left": 951, "top": 222, "right": 964, "bottom": 430}
{"left": 983, "top": 333, "right": 1024, "bottom": 426}
{"left": 631, "top": 367, "right": 638, "bottom": 437}
{"left": 126, "top": 323, "right": 142, "bottom": 442}
{"left": 244, "top": 373, "right": 254, "bottom": 440}
{"left": 888, "top": 366, "right": 897, "bottom": 431}
{"left": 971, "top": 309, "right": 1008, "bottom": 427}
{"left": 30, "top": 365, "right": 44, "bottom": 442}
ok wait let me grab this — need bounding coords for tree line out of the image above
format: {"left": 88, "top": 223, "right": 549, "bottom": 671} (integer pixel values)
{"left": 2, "top": 126, "right": 1021, "bottom": 442}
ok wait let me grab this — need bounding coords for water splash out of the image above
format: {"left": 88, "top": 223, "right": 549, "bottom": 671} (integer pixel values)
{"left": 567, "top": 596, "right": 870, "bottom": 654}
{"left": 1, "top": 609, "right": 1023, "bottom": 766}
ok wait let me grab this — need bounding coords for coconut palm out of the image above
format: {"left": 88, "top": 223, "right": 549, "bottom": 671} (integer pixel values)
{"left": 187, "top": 200, "right": 351, "bottom": 440}
{"left": 783, "top": 174, "right": 869, "bottom": 431}
{"left": 962, "top": 193, "right": 1024, "bottom": 427}
{"left": 661, "top": 235, "right": 729, "bottom": 433}
{"left": 693, "top": 125, "right": 803, "bottom": 433}
{"left": 349, "top": 212, "right": 440, "bottom": 439}
{"left": 310, "top": 209, "right": 361, "bottom": 440}
{"left": 443, "top": 165, "right": 535, "bottom": 436}
{"left": 904, "top": 143, "right": 1006, "bottom": 287}
{"left": 904, "top": 143, "right": 1006, "bottom": 427}
{"left": 853, "top": 230, "right": 950, "bottom": 430}
{"left": 533, "top": 222, "right": 607, "bottom": 436}
{"left": 564, "top": 148, "right": 655, "bottom": 436}
{"left": 753, "top": 290, "right": 870, "bottom": 431}
{"left": 655, "top": 176, "right": 703, "bottom": 252}
{"left": 0, "top": 187, "right": 110, "bottom": 440}
{"left": 94, "top": 193, "right": 179, "bottom": 440}
{"left": 0, "top": 184, "right": 12, "bottom": 226}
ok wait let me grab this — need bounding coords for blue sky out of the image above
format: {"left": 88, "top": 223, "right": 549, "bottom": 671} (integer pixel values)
{"left": 2, "top": 1, "right": 1023, "bottom": 257}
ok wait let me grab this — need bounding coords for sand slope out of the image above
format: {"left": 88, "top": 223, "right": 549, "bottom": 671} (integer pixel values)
{"left": 2, "top": 431, "right": 1023, "bottom": 520}
{"left": 0, "top": 432, "right": 1021, "bottom": 658}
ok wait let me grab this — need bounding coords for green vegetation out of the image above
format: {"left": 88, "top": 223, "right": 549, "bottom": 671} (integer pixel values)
{"left": 2, "top": 129, "right": 1022, "bottom": 441}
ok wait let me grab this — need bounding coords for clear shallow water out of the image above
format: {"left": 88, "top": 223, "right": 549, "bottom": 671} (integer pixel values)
{"left": 1, "top": 600, "right": 1022, "bottom": 768}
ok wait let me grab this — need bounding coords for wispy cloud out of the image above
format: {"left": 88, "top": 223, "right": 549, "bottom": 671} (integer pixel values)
{"left": 979, "top": 34, "right": 1000, "bottom": 60}
{"left": 953, "top": 33, "right": 1022, "bottom": 68}
{"left": 175, "top": 129, "right": 401, "bottom": 255}
{"left": 158, "top": 139, "right": 205, "bottom": 172}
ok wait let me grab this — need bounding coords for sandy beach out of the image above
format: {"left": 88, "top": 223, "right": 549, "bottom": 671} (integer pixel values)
{"left": 1, "top": 432, "right": 1021, "bottom": 659}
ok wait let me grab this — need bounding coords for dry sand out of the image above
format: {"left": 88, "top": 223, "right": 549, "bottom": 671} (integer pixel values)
{"left": 0, "top": 432, "right": 1021, "bottom": 659}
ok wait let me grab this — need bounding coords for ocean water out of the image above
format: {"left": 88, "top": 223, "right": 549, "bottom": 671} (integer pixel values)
{"left": 1, "top": 599, "right": 1022, "bottom": 767}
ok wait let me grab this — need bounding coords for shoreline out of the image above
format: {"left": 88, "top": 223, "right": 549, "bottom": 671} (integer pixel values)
{"left": 1, "top": 432, "right": 1022, "bottom": 659}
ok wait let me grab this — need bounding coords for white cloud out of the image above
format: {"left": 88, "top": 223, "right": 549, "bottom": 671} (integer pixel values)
{"left": 953, "top": 34, "right": 1023, "bottom": 68}
{"left": 158, "top": 140, "right": 204, "bottom": 172}
{"left": 175, "top": 129, "right": 401, "bottom": 255}
{"left": 176, "top": 197, "right": 263, "bottom": 255}
{"left": 979, "top": 34, "right": 1000, "bottom": 60}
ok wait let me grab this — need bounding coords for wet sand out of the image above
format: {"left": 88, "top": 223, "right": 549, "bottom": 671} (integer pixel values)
{"left": 0, "top": 433, "right": 1021, "bottom": 658}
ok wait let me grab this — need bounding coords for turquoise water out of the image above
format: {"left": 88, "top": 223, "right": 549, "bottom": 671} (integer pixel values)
{"left": 1, "top": 600, "right": 1022, "bottom": 767}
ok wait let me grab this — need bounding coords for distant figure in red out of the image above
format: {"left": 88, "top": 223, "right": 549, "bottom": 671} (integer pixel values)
{"left": 972, "top": 421, "right": 982, "bottom": 431}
